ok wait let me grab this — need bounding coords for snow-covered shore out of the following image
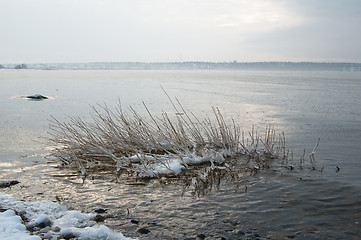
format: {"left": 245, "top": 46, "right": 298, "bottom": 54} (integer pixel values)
{"left": 0, "top": 192, "right": 135, "bottom": 240}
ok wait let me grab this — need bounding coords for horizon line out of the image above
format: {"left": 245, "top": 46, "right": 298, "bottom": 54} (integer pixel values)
{"left": 2, "top": 61, "right": 361, "bottom": 65}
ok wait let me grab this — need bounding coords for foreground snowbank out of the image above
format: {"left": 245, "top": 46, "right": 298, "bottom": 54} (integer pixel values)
{"left": 0, "top": 210, "right": 40, "bottom": 240}
{"left": 0, "top": 192, "right": 135, "bottom": 240}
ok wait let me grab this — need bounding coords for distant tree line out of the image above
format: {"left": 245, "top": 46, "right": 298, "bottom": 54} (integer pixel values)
{"left": 1, "top": 62, "right": 361, "bottom": 71}
{"left": 0, "top": 64, "right": 28, "bottom": 69}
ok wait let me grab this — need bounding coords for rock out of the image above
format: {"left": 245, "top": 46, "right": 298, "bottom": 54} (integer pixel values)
{"left": 35, "top": 214, "right": 53, "bottom": 228}
{"left": 94, "top": 214, "right": 106, "bottom": 222}
{"left": 60, "top": 229, "right": 77, "bottom": 239}
{"left": 236, "top": 230, "right": 245, "bottom": 235}
{"left": 0, "top": 180, "right": 20, "bottom": 188}
{"left": 197, "top": 233, "right": 206, "bottom": 239}
{"left": 26, "top": 94, "right": 48, "bottom": 100}
{"left": 131, "top": 219, "right": 139, "bottom": 224}
{"left": 137, "top": 227, "right": 151, "bottom": 234}
{"left": 94, "top": 208, "right": 107, "bottom": 213}
{"left": 18, "top": 210, "right": 27, "bottom": 222}
{"left": 39, "top": 226, "right": 51, "bottom": 233}
{"left": 52, "top": 226, "right": 61, "bottom": 232}
{"left": 43, "top": 232, "right": 53, "bottom": 239}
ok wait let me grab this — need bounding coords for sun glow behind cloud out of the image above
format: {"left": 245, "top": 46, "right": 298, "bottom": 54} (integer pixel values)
{"left": 129, "top": 0, "right": 305, "bottom": 32}
{"left": 212, "top": 1, "right": 305, "bottom": 31}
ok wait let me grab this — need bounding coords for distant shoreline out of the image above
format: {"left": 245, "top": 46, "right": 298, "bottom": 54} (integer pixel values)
{"left": 1, "top": 61, "right": 361, "bottom": 71}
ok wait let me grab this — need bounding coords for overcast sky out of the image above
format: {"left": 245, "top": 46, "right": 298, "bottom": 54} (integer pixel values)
{"left": 1, "top": 0, "right": 361, "bottom": 63}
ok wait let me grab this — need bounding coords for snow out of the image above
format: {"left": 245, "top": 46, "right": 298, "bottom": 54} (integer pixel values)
{"left": 0, "top": 210, "right": 41, "bottom": 240}
{"left": 133, "top": 154, "right": 203, "bottom": 177}
{"left": 134, "top": 150, "right": 226, "bottom": 177}
{"left": 0, "top": 192, "right": 135, "bottom": 240}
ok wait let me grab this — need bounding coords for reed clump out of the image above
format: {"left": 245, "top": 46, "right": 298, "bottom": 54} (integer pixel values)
{"left": 49, "top": 97, "right": 308, "bottom": 193}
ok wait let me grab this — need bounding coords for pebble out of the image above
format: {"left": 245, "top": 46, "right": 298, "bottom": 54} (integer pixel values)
{"left": 18, "top": 210, "right": 27, "bottom": 222}
{"left": 60, "top": 229, "right": 76, "bottom": 239}
{"left": 43, "top": 232, "right": 54, "bottom": 239}
{"left": 237, "top": 230, "right": 246, "bottom": 235}
{"left": 39, "top": 226, "right": 52, "bottom": 233}
{"left": 197, "top": 233, "right": 206, "bottom": 239}
{"left": 131, "top": 219, "right": 139, "bottom": 224}
{"left": 94, "top": 214, "right": 106, "bottom": 222}
{"left": 0, "top": 180, "right": 20, "bottom": 188}
{"left": 52, "top": 226, "right": 61, "bottom": 232}
{"left": 37, "top": 216, "right": 53, "bottom": 229}
{"left": 137, "top": 227, "right": 151, "bottom": 234}
{"left": 95, "top": 208, "right": 107, "bottom": 213}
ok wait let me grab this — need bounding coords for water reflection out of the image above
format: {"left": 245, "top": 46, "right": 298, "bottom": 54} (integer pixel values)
{"left": 1, "top": 70, "right": 361, "bottom": 239}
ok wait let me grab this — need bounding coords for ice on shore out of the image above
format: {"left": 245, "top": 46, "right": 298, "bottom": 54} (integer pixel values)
{"left": 0, "top": 192, "right": 135, "bottom": 240}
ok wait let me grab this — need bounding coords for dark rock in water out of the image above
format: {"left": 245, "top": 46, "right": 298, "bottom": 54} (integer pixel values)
{"left": 0, "top": 180, "right": 20, "bottom": 188}
{"left": 236, "top": 230, "right": 246, "bottom": 235}
{"left": 131, "top": 219, "right": 139, "bottom": 224}
{"left": 94, "top": 214, "right": 106, "bottom": 222}
{"left": 26, "top": 94, "right": 48, "bottom": 100}
{"left": 197, "top": 233, "right": 206, "bottom": 240}
{"left": 94, "top": 208, "right": 107, "bottom": 213}
{"left": 137, "top": 227, "right": 151, "bottom": 234}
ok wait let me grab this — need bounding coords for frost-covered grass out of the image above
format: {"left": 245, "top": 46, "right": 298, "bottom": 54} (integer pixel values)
{"left": 0, "top": 192, "right": 135, "bottom": 240}
{"left": 49, "top": 97, "right": 298, "bottom": 193}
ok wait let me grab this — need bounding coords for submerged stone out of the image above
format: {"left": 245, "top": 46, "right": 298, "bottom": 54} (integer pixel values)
{"left": 137, "top": 227, "right": 151, "bottom": 234}
{"left": 0, "top": 180, "right": 20, "bottom": 188}
{"left": 94, "top": 214, "right": 106, "bottom": 222}
{"left": 197, "top": 233, "right": 206, "bottom": 239}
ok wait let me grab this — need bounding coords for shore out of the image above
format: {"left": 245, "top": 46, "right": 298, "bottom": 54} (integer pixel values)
{"left": 0, "top": 192, "right": 135, "bottom": 240}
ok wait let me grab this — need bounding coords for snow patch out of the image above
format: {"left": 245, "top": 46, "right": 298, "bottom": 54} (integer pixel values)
{"left": 0, "top": 193, "right": 135, "bottom": 240}
{"left": 0, "top": 210, "right": 41, "bottom": 240}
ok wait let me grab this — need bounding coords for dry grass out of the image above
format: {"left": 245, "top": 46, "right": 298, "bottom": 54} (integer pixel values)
{"left": 48, "top": 96, "right": 317, "bottom": 194}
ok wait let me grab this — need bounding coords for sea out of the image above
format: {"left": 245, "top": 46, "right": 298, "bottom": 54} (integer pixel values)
{"left": 1, "top": 68, "right": 360, "bottom": 239}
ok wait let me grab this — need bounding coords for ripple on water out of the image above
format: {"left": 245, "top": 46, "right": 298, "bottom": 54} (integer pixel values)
{"left": 2, "top": 156, "right": 361, "bottom": 239}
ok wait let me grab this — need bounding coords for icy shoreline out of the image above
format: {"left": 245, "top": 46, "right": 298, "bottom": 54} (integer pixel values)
{"left": 0, "top": 192, "right": 135, "bottom": 240}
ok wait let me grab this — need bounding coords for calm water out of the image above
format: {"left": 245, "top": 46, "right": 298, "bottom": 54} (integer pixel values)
{"left": 1, "top": 70, "right": 361, "bottom": 239}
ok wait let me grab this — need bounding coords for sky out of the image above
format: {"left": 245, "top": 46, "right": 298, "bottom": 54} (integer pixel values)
{"left": 1, "top": 0, "right": 361, "bottom": 63}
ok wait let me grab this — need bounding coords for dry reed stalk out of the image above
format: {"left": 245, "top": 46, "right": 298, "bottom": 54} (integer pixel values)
{"left": 309, "top": 137, "right": 321, "bottom": 170}
{"left": 48, "top": 97, "right": 317, "bottom": 194}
